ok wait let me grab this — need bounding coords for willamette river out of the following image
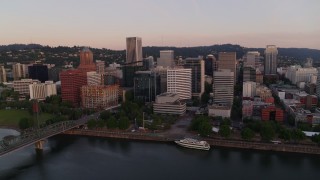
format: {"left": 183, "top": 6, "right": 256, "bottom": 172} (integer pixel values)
{"left": 0, "top": 129, "right": 320, "bottom": 180}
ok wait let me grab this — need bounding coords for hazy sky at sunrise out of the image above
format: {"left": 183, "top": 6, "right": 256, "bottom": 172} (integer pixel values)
{"left": 1, "top": 0, "right": 319, "bottom": 50}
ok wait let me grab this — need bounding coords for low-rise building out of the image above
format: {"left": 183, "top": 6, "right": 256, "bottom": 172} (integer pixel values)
{"left": 14, "top": 79, "right": 40, "bottom": 95}
{"left": 256, "top": 85, "right": 272, "bottom": 101}
{"left": 208, "top": 104, "right": 231, "bottom": 118}
{"left": 81, "top": 85, "right": 119, "bottom": 109}
{"left": 153, "top": 93, "right": 186, "bottom": 115}
{"left": 29, "top": 81, "right": 57, "bottom": 100}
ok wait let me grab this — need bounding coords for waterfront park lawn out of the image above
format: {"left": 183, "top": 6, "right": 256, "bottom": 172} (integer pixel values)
{"left": 0, "top": 109, "right": 53, "bottom": 127}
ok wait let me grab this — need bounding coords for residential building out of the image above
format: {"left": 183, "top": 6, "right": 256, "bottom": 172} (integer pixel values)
{"left": 126, "top": 37, "right": 142, "bottom": 66}
{"left": 157, "top": 50, "right": 174, "bottom": 68}
{"left": 29, "top": 81, "right": 57, "bottom": 100}
{"left": 167, "top": 68, "right": 192, "bottom": 100}
{"left": 218, "top": 52, "right": 236, "bottom": 82}
{"left": 81, "top": 85, "right": 119, "bottom": 109}
{"left": 134, "top": 71, "right": 161, "bottom": 102}
{"left": 264, "top": 45, "right": 278, "bottom": 75}
{"left": 256, "top": 85, "right": 272, "bottom": 101}
{"left": 184, "top": 57, "right": 205, "bottom": 97}
{"left": 212, "top": 69, "right": 234, "bottom": 106}
{"left": 153, "top": 93, "right": 186, "bottom": 115}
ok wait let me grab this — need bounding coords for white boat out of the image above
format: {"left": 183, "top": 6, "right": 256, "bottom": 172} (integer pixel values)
{"left": 174, "top": 138, "right": 210, "bottom": 150}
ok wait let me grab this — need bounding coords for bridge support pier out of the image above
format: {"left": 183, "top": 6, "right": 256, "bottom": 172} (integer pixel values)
{"left": 35, "top": 140, "right": 45, "bottom": 154}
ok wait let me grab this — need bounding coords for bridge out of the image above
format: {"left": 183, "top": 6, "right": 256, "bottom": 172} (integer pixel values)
{"left": 0, "top": 104, "right": 120, "bottom": 157}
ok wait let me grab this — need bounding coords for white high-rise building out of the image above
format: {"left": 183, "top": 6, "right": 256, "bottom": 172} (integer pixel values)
{"left": 29, "top": 81, "right": 57, "bottom": 100}
{"left": 126, "top": 37, "right": 142, "bottom": 66}
{"left": 243, "top": 81, "right": 256, "bottom": 98}
{"left": 167, "top": 68, "right": 192, "bottom": 100}
{"left": 264, "top": 45, "right": 278, "bottom": 75}
{"left": 285, "top": 65, "right": 318, "bottom": 85}
{"left": 157, "top": 50, "right": 174, "bottom": 67}
{"left": 212, "top": 69, "right": 234, "bottom": 106}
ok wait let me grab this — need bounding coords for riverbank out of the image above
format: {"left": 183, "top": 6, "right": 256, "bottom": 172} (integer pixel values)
{"left": 63, "top": 129, "right": 320, "bottom": 155}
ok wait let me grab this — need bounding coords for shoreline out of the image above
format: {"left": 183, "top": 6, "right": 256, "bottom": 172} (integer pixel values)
{"left": 63, "top": 129, "right": 320, "bottom": 155}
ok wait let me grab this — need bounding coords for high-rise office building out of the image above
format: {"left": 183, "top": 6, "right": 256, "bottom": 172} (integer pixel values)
{"left": 153, "top": 66, "right": 168, "bottom": 93}
{"left": 243, "top": 66, "right": 256, "bottom": 82}
{"left": 143, "top": 56, "right": 154, "bottom": 70}
{"left": 205, "top": 54, "right": 218, "bottom": 76}
{"left": 316, "top": 68, "right": 320, "bottom": 99}
{"left": 0, "top": 66, "right": 6, "bottom": 83}
{"left": 167, "top": 68, "right": 192, "bottom": 100}
{"left": 264, "top": 45, "right": 278, "bottom": 75}
{"left": 87, "top": 71, "right": 103, "bottom": 85}
{"left": 243, "top": 51, "right": 260, "bottom": 68}
{"left": 218, "top": 52, "right": 236, "bottom": 82}
{"left": 134, "top": 71, "right": 161, "bottom": 102}
{"left": 126, "top": 37, "right": 142, "bottom": 66}
{"left": 157, "top": 50, "right": 174, "bottom": 68}
{"left": 28, "top": 64, "right": 49, "bottom": 83}
{"left": 184, "top": 57, "right": 205, "bottom": 97}
{"left": 78, "top": 47, "right": 96, "bottom": 72}
{"left": 60, "top": 69, "right": 87, "bottom": 107}
{"left": 212, "top": 69, "right": 234, "bottom": 106}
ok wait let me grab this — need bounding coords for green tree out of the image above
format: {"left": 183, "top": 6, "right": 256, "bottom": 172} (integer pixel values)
{"left": 106, "top": 116, "right": 118, "bottom": 129}
{"left": 287, "top": 114, "right": 295, "bottom": 126}
{"left": 96, "top": 120, "right": 105, "bottom": 128}
{"left": 87, "top": 119, "right": 97, "bottom": 129}
{"left": 198, "top": 120, "right": 212, "bottom": 137}
{"left": 313, "top": 125, "right": 320, "bottom": 132}
{"left": 219, "top": 125, "right": 231, "bottom": 138}
{"left": 311, "top": 134, "right": 320, "bottom": 145}
{"left": 291, "top": 129, "right": 305, "bottom": 142}
{"left": 100, "top": 111, "right": 111, "bottom": 120}
{"left": 19, "top": 117, "right": 33, "bottom": 130}
{"left": 201, "top": 92, "right": 210, "bottom": 104}
{"left": 260, "top": 122, "right": 275, "bottom": 141}
{"left": 241, "top": 127, "right": 254, "bottom": 140}
{"left": 278, "top": 127, "right": 292, "bottom": 141}
{"left": 119, "top": 116, "right": 130, "bottom": 130}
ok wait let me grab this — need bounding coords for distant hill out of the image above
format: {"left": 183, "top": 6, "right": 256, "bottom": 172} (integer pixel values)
{"left": 1, "top": 44, "right": 320, "bottom": 63}
{"left": 0, "top": 44, "right": 43, "bottom": 51}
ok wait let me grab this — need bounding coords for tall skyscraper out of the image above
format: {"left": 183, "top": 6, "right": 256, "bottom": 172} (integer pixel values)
{"left": 167, "top": 68, "right": 192, "bottom": 100}
{"left": 184, "top": 57, "right": 205, "bottom": 97}
{"left": 317, "top": 68, "right": 320, "bottom": 99}
{"left": 12, "top": 63, "right": 24, "bottom": 80}
{"left": 134, "top": 71, "right": 161, "bottom": 102}
{"left": 157, "top": 50, "right": 174, "bottom": 67}
{"left": 218, "top": 52, "right": 236, "bottom": 82}
{"left": 205, "top": 54, "right": 218, "bottom": 76}
{"left": 126, "top": 37, "right": 142, "bottom": 66}
{"left": 243, "top": 51, "right": 260, "bottom": 68}
{"left": 78, "top": 47, "right": 96, "bottom": 72}
{"left": 264, "top": 45, "right": 278, "bottom": 75}
{"left": 96, "top": 60, "right": 105, "bottom": 74}
{"left": 60, "top": 69, "right": 87, "bottom": 107}
{"left": 28, "top": 64, "right": 49, "bottom": 83}
{"left": 212, "top": 69, "right": 234, "bottom": 106}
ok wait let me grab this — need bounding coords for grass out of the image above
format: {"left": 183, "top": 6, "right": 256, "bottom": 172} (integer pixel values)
{"left": 0, "top": 109, "right": 53, "bottom": 127}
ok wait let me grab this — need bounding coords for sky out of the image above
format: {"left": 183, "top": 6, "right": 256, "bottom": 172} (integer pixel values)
{"left": 1, "top": 0, "right": 319, "bottom": 50}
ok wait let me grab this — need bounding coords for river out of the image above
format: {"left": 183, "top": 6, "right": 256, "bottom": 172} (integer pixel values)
{"left": 0, "top": 129, "right": 319, "bottom": 180}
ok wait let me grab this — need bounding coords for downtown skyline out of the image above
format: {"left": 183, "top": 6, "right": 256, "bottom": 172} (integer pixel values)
{"left": 1, "top": 0, "right": 319, "bottom": 50}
